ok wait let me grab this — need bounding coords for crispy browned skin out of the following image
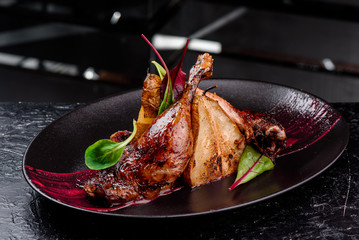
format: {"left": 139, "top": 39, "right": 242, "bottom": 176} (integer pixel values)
{"left": 134, "top": 73, "right": 162, "bottom": 139}
{"left": 84, "top": 53, "right": 213, "bottom": 205}
{"left": 235, "top": 109, "right": 286, "bottom": 159}
{"left": 141, "top": 73, "right": 161, "bottom": 118}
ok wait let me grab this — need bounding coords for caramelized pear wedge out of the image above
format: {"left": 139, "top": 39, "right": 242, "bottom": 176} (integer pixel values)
{"left": 183, "top": 93, "right": 246, "bottom": 187}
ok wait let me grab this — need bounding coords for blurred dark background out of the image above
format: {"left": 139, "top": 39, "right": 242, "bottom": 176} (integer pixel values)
{"left": 0, "top": 0, "right": 359, "bottom": 102}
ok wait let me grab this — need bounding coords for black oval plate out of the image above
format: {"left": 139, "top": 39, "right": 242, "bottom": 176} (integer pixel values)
{"left": 23, "top": 79, "right": 349, "bottom": 218}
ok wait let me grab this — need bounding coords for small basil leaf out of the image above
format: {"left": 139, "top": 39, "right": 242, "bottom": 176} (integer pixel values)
{"left": 152, "top": 61, "right": 166, "bottom": 80}
{"left": 85, "top": 120, "right": 137, "bottom": 170}
{"left": 158, "top": 77, "right": 175, "bottom": 115}
{"left": 229, "top": 145, "right": 274, "bottom": 190}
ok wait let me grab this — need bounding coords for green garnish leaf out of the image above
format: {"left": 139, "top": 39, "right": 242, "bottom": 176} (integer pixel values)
{"left": 152, "top": 61, "right": 166, "bottom": 80}
{"left": 157, "top": 74, "right": 175, "bottom": 115}
{"left": 229, "top": 145, "right": 274, "bottom": 190}
{"left": 85, "top": 119, "right": 137, "bottom": 170}
{"left": 142, "top": 34, "right": 189, "bottom": 116}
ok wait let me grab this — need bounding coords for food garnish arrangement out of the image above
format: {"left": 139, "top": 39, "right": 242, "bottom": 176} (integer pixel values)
{"left": 82, "top": 35, "right": 287, "bottom": 207}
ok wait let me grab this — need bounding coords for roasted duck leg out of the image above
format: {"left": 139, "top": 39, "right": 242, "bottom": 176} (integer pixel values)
{"left": 84, "top": 53, "right": 213, "bottom": 205}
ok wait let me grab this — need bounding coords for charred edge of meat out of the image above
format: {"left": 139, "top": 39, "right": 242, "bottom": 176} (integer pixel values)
{"left": 110, "top": 130, "right": 132, "bottom": 142}
{"left": 239, "top": 110, "right": 287, "bottom": 159}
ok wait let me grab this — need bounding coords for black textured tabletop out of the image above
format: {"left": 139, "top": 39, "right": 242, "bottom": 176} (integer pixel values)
{"left": 1, "top": 102, "right": 358, "bottom": 239}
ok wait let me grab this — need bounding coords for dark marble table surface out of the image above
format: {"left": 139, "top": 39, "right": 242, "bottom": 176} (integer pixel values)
{"left": 1, "top": 102, "right": 358, "bottom": 239}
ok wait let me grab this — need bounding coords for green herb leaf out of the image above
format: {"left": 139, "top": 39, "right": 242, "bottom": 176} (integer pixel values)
{"left": 152, "top": 61, "right": 166, "bottom": 80}
{"left": 229, "top": 145, "right": 274, "bottom": 190}
{"left": 151, "top": 61, "right": 174, "bottom": 114}
{"left": 157, "top": 74, "right": 175, "bottom": 115}
{"left": 142, "top": 34, "right": 189, "bottom": 116}
{"left": 85, "top": 120, "right": 137, "bottom": 170}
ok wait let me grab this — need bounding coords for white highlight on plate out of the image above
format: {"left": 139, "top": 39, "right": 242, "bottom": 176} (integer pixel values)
{"left": 189, "top": 7, "right": 247, "bottom": 39}
{"left": 83, "top": 67, "right": 99, "bottom": 80}
{"left": 110, "top": 11, "right": 122, "bottom": 25}
{"left": 152, "top": 34, "right": 222, "bottom": 54}
{"left": 21, "top": 58, "right": 40, "bottom": 69}
{"left": 0, "top": 52, "right": 23, "bottom": 66}
{"left": 43, "top": 60, "right": 79, "bottom": 76}
{"left": 322, "top": 58, "right": 336, "bottom": 71}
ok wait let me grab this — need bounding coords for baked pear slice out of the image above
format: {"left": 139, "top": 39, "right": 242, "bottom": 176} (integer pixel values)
{"left": 183, "top": 92, "right": 246, "bottom": 187}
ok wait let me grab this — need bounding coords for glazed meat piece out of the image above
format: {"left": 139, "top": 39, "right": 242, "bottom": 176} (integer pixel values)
{"left": 134, "top": 73, "right": 162, "bottom": 139}
{"left": 84, "top": 53, "right": 213, "bottom": 205}
{"left": 235, "top": 109, "right": 286, "bottom": 159}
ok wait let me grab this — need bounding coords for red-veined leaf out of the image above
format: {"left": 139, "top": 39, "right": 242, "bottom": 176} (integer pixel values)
{"left": 229, "top": 145, "right": 274, "bottom": 191}
{"left": 160, "top": 39, "right": 190, "bottom": 101}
